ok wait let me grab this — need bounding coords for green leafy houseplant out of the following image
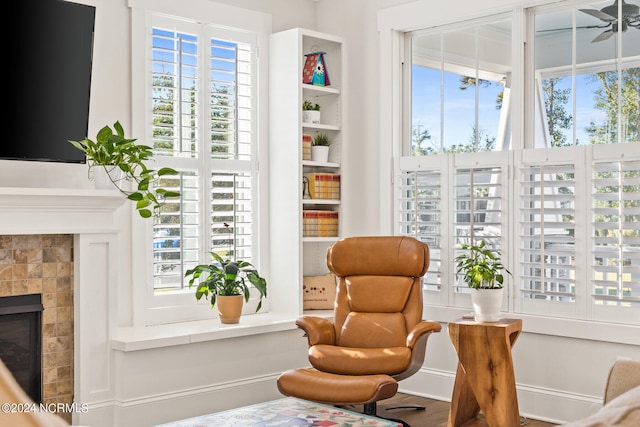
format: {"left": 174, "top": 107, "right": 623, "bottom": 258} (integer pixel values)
{"left": 302, "top": 100, "right": 320, "bottom": 111}
{"left": 454, "top": 240, "right": 512, "bottom": 289}
{"left": 68, "top": 121, "right": 180, "bottom": 218}
{"left": 184, "top": 225, "right": 268, "bottom": 312}
{"left": 312, "top": 133, "right": 332, "bottom": 147}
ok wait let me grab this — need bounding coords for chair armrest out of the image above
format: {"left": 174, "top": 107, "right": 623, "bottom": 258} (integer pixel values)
{"left": 604, "top": 360, "right": 640, "bottom": 404}
{"left": 296, "top": 316, "right": 336, "bottom": 346}
{"left": 406, "top": 320, "right": 442, "bottom": 349}
{"left": 392, "top": 320, "right": 441, "bottom": 382}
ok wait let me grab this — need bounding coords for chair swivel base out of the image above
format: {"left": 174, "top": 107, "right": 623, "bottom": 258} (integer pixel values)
{"left": 277, "top": 368, "right": 411, "bottom": 427}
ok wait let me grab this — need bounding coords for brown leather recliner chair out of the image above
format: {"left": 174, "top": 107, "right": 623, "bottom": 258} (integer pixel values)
{"left": 277, "top": 236, "right": 442, "bottom": 425}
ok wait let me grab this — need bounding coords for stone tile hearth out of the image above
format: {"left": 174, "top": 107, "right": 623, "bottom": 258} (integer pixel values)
{"left": 0, "top": 234, "right": 74, "bottom": 424}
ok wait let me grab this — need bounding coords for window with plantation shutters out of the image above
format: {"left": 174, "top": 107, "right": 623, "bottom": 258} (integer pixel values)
{"left": 592, "top": 159, "right": 640, "bottom": 323}
{"left": 148, "top": 15, "right": 260, "bottom": 295}
{"left": 396, "top": 154, "right": 508, "bottom": 308}
{"left": 392, "top": 1, "right": 640, "bottom": 329}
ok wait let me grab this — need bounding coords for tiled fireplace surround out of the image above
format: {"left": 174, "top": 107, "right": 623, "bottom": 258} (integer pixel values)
{"left": 0, "top": 234, "right": 75, "bottom": 422}
{"left": 0, "top": 188, "right": 125, "bottom": 425}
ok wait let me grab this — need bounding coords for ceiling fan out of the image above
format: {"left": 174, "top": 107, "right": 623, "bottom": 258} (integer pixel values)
{"left": 537, "top": 0, "right": 640, "bottom": 43}
{"left": 580, "top": 0, "right": 640, "bottom": 42}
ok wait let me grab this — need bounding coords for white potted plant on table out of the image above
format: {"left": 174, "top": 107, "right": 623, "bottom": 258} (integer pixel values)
{"left": 455, "top": 240, "right": 512, "bottom": 322}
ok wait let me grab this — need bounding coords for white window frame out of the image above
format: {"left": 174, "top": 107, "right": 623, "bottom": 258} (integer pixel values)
{"left": 379, "top": 2, "right": 640, "bottom": 343}
{"left": 129, "top": 0, "right": 270, "bottom": 326}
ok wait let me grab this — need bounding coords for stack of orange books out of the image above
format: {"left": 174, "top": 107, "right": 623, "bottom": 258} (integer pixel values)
{"left": 306, "top": 173, "right": 340, "bottom": 199}
{"left": 303, "top": 210, "right": 338, "bottom": 237}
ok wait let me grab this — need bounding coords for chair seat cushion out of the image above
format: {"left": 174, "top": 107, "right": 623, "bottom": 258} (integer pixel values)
{"left": 277, "top": 368, "right": 398, "bottom": 406}
{"left": 309, "top": 344, "right": 411, "bottom": 375}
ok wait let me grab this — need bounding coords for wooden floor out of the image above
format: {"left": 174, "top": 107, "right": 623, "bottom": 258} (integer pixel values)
{"left": 348, "top": 393, "right": 556, "bottom": 427}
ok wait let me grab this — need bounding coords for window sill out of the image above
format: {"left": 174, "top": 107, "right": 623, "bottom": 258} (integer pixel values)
{"left": 111, "top": 312, "right": 301, "bottom": 352}
{"left": 427, "top": 306, "right": 640, "bottom": 346}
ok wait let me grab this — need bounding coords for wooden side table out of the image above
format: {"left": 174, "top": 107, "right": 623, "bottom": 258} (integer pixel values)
{"left": 447, "top": 318, "right": 522, "bottom": 427}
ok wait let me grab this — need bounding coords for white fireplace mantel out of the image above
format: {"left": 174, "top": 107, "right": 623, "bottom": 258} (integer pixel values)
{"left": 0, "top": 186, "right": 126, "bottom": 424}
{"left": 0, "top": 187, "right": 126, "bottom": 234}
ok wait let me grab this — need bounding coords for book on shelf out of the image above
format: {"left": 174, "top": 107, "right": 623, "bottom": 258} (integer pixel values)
{"left": 305, "top": 173, "right": 340, "bottom": 200}
{"left": 302, "top": 210, "right": 338, "bottom": 237}
{"left": 302, "top": 134, "right": 312, "bottom": 160}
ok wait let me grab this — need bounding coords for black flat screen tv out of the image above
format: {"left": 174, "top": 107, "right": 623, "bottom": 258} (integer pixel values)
{"left": 6, "top": 0, "right": 96, "bottom": 163}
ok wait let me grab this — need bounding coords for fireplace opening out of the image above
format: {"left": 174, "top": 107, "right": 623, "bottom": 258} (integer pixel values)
{"left": 0, "top": 294, "right": 43, "bottom": 403}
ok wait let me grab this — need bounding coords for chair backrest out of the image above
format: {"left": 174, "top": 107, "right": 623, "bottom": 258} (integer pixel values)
{"left": 326, "top": 236, "right": 429, "bottom": 349}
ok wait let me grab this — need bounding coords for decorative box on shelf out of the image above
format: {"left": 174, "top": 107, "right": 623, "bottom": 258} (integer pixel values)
{"left": 303, "top": 210, "right": 339, "bottom": 237}
{"left": 305, "top": 173, "right": 340, "bottom": 200}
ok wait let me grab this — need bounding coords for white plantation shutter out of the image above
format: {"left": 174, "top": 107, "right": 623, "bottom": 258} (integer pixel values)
{"left": 149, "top": 16, "right": 259, "bottom": 293}
{"left": 210, "top": 172, "right": 254, "bottom": 261}
{"left": 453, "top": 165, "right": 504, "bottom": 293}
{"left": 209, "top": 35, "right": 253, "bottom": 161}
{"left": 397, "top": 169, "right": 443, "bottom": 292}
{"left": 592, "top": 159, "right": 640, "bottom": 323}
{"left": 151, "top": 25, "right": 199, "bottom": 158}
{"left": 153, "top": 172, "right": 199, "bottom": 291}
{"left": 520, "top": 164, "right": 576, "bottom": 303}
{"left": 151, "top": 21, "right": 201, "bottom": 291}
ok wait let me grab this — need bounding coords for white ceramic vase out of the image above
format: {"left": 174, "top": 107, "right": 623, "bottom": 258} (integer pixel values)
{"left": 303, "top": 110, "right": 321, "bottom": 124}
{"left": 470, "top": 287, "right": 504, "bottom": 322}
{"left": 92, "top": 165, "right": 123, "bottom": 190}
{"left": 310, "top": 146, "right": 330, "bottom": 163}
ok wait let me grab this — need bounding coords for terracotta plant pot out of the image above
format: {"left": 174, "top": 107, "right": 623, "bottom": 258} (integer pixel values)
{"left": 216, "top": 295, "right": 244, "bottom": 324}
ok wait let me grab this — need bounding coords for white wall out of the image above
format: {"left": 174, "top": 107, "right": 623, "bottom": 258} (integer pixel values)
{"left": 2, "top": 0, "right": 639, "bottom": 425}
{"left": 314, "top": 0, "right": 416, "bottom": 236}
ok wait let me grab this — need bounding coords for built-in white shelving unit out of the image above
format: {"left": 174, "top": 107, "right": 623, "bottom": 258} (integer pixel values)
{"left": 269, "top": 28, "right": 345, "bottom": 315}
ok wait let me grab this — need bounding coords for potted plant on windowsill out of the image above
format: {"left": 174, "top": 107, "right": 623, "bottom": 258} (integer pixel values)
{"left": 455, "top": 240, "right": 512, "bottom": 322}
{"left": 184, "top": 224, "right": 268, "bottom": 324}
{"left": 68, "top": 121, "right": 180, "bottom": 218}
{"left": 311, "top": 133, "right": 332, "bottom": 163}
{"left": 302, "top": 100, "right": 321, "bottom": 124}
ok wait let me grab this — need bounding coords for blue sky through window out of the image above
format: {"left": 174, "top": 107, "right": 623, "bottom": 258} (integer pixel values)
{"left": 412, "top": 66, "right": 618, "bottom": 150}
{"left": 412, "top": 66, "right": 504, "bottom": 151}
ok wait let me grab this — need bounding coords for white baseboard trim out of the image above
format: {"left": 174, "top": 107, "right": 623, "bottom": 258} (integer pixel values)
{"left": 397, "top": 368, "right": 603, "bottom": 425}
{"left": 118, "top": 374, "right": 280, "bottom": 408}
{"left": 79, "top": 369, "right": 605, "bottom": 426}
{"left": 73, "top": 399, "right": 116, "bottom": 427}
{"left": 77, "top": 374, "right": 283, "bottom": 427}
